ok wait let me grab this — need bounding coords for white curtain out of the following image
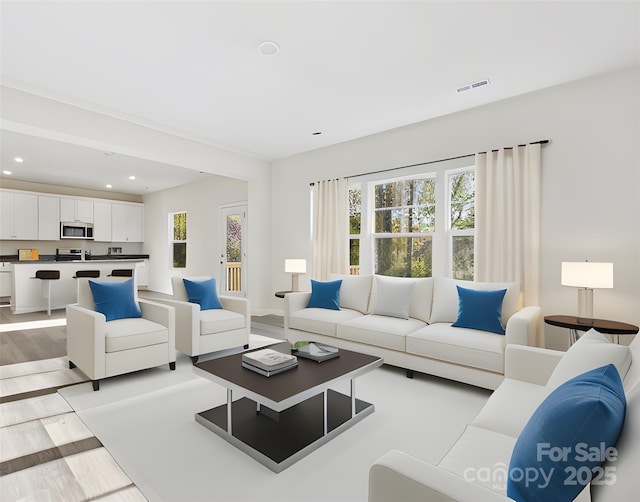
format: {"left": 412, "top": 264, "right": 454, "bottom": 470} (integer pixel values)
{"left": 475, "top": 144, "right": 541, "bottom": 308}
{"left": 313, "top": 178, "right": 349, "bottom": 280}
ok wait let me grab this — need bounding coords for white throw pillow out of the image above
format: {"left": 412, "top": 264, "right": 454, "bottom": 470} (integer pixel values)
{"left": 370, "top": 275, "right": 415, "bottom": 320}
{"left": 429, "top": 277, "right": 520, "bottom": 326}
{"left": 546, "top": 329, "right": 632, "bottom": 389}
{"left": 409, "top": 277, "right": 434, "bottom": 323}
{"left": 329, "top": 274, "right": 372, "bottom": 313}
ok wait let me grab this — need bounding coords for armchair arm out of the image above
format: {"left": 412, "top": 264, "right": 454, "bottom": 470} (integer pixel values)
{"left": 220, "top": 296, "right": 250, "bottom": 336}
{"left": 66, "top": 304, "right": 107, "bottom": 380}
{"left": 505, "top": 306, "right": 541, "bottom": 347}
{"left": 150, "top": 298, "right": 199, "bottom": 356}
{"left": 504, "top": 344, "right": 564, "bottom": 385}
{"left": 139, "top": 300, "right": 176, "bottom": 361}
{"left": 369, "top": 450, "right": 512, "bottom": 502}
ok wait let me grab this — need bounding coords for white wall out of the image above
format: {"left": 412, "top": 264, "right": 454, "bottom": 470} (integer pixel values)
{"left": 143, "top": 175, "right": 246, "bottom": 294}
{"left": 271, "top": 67, "right": 640, "bottom": 350}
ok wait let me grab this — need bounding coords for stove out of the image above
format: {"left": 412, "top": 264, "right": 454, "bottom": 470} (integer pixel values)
{"left": 56, "top": 248, "right": 83, "bottom": 261}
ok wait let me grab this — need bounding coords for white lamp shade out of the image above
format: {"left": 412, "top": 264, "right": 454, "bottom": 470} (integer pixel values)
{"left": 285, "top": 259, "right": 307, "bottom": 274}
{"left": 561, "top": 262, "right": 613, "bottom": 289}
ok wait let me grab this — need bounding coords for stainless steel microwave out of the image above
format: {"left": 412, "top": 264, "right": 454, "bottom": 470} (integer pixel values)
{"left": 60, "top": 222, "right": 94, "bottom": 240}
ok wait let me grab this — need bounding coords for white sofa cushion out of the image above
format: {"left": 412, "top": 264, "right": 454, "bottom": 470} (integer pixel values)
{"left": 105, "top": 318, "right": 168, "bottom": 352}
{"left": 429, "top": 277, "right": 520, "bottom": 326}
{"left": 407, "top": 323, "right": 506, "bottom": 373}
{"left": 337, "top": 315, "right": 426, "bottom": 351}
{"left": 546, "top": 329, "right": 632, "bottom": 390}
{"left": 470, "top": 379, "right": 552, "bottom": 438}
{"left": 200, "top": 308, "right": 245, "bottom": 335}
{"left": 329, "top": 273, "right": 372, "bottom": 313}
{"left": 370, "top": 275, "right": 415, "bottom": 319}
{"left": 367, "top": 275, "right": 433, "bottom": 322}
{"left": 289, "top": 308, "right": 363, "bottom": 337}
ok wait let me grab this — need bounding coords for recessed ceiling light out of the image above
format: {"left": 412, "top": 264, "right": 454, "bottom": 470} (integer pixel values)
{"left": 104, "top": 152, "right": 115, "bottom": 156}
{"left": 258, "top": 41, "right": 279, "bottom": 56}
{"left": 14, "top": 157, "right": 23, "bottom": 163}
{"left": 129, "top": 175, "right": 136, "bottom": 180}
{"left": 106, "top": 184, "right": 112, "bottom": 188}
{"left": 3, "top": 170, "right": 12, "bottom": 175}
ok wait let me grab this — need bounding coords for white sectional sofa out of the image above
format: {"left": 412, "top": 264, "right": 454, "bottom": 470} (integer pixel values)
{"left": 369, "top": 329, "right": 639, "bottom": 502}
{"left": 284, "top": 275, "right": 541, "bottom": 390}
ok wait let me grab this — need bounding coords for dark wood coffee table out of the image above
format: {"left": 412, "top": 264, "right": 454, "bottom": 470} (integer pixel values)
{"left": 193, "top": 344, "right": 383, "bottom": 472}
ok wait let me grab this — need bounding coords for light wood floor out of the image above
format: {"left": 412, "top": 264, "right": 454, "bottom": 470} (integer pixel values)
{"left": 0, "top": 302, "right": 285, "bottom": 500}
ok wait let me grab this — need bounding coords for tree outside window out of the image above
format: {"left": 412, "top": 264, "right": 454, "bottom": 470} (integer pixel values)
{"left": 448, "top": 170, "right": 475, "bottom": 280}
{"left": 349, "top": 188, "right": 361, "bottom": 275}
{"left": 171, "top": 211, "right": 187, "bottom": 268}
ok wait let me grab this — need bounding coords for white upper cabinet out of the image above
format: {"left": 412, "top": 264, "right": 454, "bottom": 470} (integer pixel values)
{"left": 38, "top": 195, "right": 60, "bottom": 240}
{"left": 60, "top": 198, "right": 93, "bottom": 223}
{"left": 93, "top": 201, "right": 112, "bottom": 242}
{"left": 111, "top": 203, "right": 143, "bottom": 242}
{"left": 0, "top": 190, "right": 38, "bottom": 240}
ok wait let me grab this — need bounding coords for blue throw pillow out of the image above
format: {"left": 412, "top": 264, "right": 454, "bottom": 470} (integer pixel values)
{"left": 183, "top": 278, "right": 222, "bottom": 310}
{"left": 507, "top": 364, "right": 626, "bottom": 502}
{"left": 88, "top": 279, "right": 142, "bottom": 322}
{"left": 452, "top": 286, "right": 506, "bottom": 335}
{"left": 306, "top": 279, "right": 342, "bottom": 310}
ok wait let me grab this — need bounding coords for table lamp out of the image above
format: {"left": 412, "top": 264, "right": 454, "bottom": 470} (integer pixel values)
{"left": 285, "top": 259, "right": 307, "bottom": 291}
{"left": 561, "top": 261, "right": 613, "bottom": 324}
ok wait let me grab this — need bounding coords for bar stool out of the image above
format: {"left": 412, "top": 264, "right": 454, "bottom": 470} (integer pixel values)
{"left": 109, "top": 269, "right": 133, "bottom": 277}
{"left": 33, "top": 270, "right": 60, "bottom": 316}
{"left": 73, "top": 270, "right": 100, "bottom": 279}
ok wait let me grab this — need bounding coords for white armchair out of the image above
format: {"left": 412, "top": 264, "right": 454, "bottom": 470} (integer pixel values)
{"left": 66, "top": 278, "right": 176, "bottom": 391}
{"left": 155, "top": 276, "right": 249, "bottom": 363}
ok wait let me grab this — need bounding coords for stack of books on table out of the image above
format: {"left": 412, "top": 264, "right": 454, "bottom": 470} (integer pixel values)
{"left": 241, "top": 348, "right": 298, "bottom": 377}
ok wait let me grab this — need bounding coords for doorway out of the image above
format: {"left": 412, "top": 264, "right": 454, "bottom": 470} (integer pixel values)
{"left": 220, "top": 204, "right": 247, "bottom": 297}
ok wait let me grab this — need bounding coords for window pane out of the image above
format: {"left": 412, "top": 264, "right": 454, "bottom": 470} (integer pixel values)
{"left": 349, "top": 238, "right": 360, "bottom": 275}
{"left": 375, "top": 236, "right": 432, "bottom": 277}
{"left": 349, "top": 188, "right": 361, "bottom": 235}
{"left": 173, "top": 212, "right": 187, "bottom": 240}
{"left": 173, "top": 242, "right": 186, "bottom": 268}
{"left": 450, "top": 171, "right": 475, "bottom": 203}
{"left": 450, "top": 202, "right": 475, "bottom": 230}
{"left": 226, "top": 215, "right": 242, "bottom": 263}
{"left": 452, "top": 236, "right": 474, "bottom": 280}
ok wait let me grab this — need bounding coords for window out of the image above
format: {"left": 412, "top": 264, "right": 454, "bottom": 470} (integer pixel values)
{"left": 447, "top": 169, "right": 475, "bottom": 280}
{"left": 348, "top": 167, "right": 474, "bottom": 279}
{"left": 170, "top": 211, "right": 187, "bottom": 268}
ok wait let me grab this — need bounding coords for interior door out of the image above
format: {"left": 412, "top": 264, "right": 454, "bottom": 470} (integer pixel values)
{"left": 220, "top": 204, "right": 247, "bottom": 297}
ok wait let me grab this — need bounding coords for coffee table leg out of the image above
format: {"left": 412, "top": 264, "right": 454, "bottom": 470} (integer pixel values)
{"left": 351, "top": 379, "right": 356, "bottom": 418}
{"left": 323, "top": 390, "right": 328, "bottom": 435}
{"left": 227, "top": 388, "right": 233, "bottom": 435}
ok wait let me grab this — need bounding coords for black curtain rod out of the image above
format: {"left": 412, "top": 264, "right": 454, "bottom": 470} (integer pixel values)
{"left": 309, "top": 139, "right": 549, "bottom": 186}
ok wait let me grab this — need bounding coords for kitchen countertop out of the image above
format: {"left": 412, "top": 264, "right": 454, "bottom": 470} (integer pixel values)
{"left": 1, "top": 254, "right": 149, "bottom": 263}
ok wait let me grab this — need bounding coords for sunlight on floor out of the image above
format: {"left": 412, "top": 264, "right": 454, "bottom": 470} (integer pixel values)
{"left": 0, "top": 318, "right": 66, "bottom": 333}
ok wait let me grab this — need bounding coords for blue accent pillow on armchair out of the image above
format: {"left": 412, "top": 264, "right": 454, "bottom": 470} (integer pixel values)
{"left": 507, "top": 364, "right": 626, "bottom": 502}
{"left": 306, "top": 279, "right": 342, "bottom": 310}
{"left": 183, "top": 278, "right": 223, "bottom": 310}
{"left": 88, "top": 279, "right": 142, "bottom": 321}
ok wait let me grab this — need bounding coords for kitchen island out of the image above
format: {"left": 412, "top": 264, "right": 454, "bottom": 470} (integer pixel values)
{"left": 10, "top": 259, "right": 146, "bottom": 314}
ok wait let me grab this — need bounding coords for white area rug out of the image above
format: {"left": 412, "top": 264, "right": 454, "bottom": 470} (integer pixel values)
{"left": 60, "top": 336, "right": 490, "bottom": 502}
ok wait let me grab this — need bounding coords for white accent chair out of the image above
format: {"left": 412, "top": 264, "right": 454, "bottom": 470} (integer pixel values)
{"left": 157, "top": 276, "right": 249, "bottom": 363}
{"left": 66, "top": 278, "right": 176, "bottom": 391}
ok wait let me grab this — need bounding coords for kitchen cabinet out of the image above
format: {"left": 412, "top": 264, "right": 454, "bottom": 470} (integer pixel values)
{"left": 0, "top": 190, "right": 38, "bottom": 240}
{"left": 38, "top": 195, "right": 60, "bottom": 240}
{"left": 112, "top": 203, "right": 143, "bottom": 242}
{"left": 60, "top": 197, "right": 93, "bottom": 223}
{"left": 0, "top": 262, "right": 11, "bottom": 298}
{"left": 93, "top": 201, "right": 112, "bottom": 242}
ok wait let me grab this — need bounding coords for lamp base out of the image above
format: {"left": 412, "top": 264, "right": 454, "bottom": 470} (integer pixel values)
{"left": 291, "top": 274, "right": 299, "bottom": 292}
{"left": 577, "top": 288, "right": 594, "bottom": 323}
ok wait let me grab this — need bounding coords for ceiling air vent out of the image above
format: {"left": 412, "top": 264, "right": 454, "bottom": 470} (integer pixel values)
{"left": 457, "top": 79, "right": 490, "bottom": 93}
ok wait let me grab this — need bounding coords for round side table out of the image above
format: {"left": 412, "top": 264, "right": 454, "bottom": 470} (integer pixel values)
{"left": 544, "top": 315, "right": 639, "bottom": 345}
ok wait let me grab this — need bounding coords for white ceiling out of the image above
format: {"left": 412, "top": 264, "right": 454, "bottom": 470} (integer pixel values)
{"left": 1, "top": 1, "right": 639, "bottom": 194}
